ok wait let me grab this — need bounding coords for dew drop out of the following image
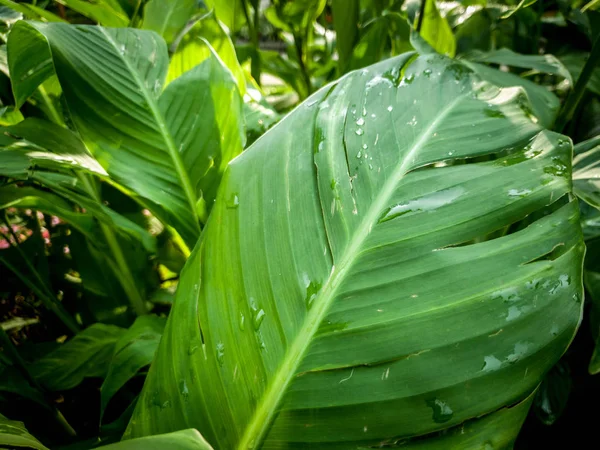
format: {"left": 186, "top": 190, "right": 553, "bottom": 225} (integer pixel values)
{"left": 216, "top": 342, "right": 225, "bottom": 366}
{"left": 426, "top": 398, "right": 453, "bottom": 423}
{"left": 387, "top": 106, "right": 393, "bottom": 112}
{"left": 356, "top": 118, "right": 365, "bottom": 126}
{"left": 227, "top": 193, "right": 239, "bottom": 209}
{"left": 508, "top": 188, "right": 532, "bottom": 198}
{"left": 355, "top": 128, "right": 364, "bottom": 136}
{"left": 304, "top": 279, "right": 322, "bottom": 310}
{"left": 253, "top": 309, "right": 265, "bottom": 330}
{"left": 482, "top": 355, "right": 502, "bottom": 372}
{"left": 180, "top": 379, "right": 189, "bottom": 400}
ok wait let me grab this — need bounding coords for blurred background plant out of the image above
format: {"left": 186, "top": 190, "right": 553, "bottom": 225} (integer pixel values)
{"left": 0, "top": 0, "right": 600, "bottom": 448}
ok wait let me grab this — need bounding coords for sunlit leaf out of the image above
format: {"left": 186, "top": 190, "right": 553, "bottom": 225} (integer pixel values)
{"left": 419, "top": 0, "right": 456, "bottom": 56}
{"left": 127, "top": 52, "right": 583, "bottom": 447}
{"left": 8, "top": 23, "right": 245, "bottom": 246}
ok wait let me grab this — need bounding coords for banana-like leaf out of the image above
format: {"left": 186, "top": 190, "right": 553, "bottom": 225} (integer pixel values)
{"left": 573, "top": 135, "right": 600, "bottom": 210}
{"left": 331, "top": 0, "right": 359, "bottom": 73}
{"left": 0, "top": 413, "right": 49, "bottom": 450}
{"left": 466, "top": 48, "right": 573, "bottom": 84}
{"left": 142, "top": 0, "right": 197, "bottom": 44}
{"left": 0, "top": 118, "right": 107, "bottom": 176}
{"left": 127, "top": 53, "right": 583, "bottom": 447}
{"left": 168, "top": 12, "right": 245, "bottom": 94}
{"left": 8, "top": 22, "right": 245, "bottom": 245}
{"left": 204, "top": 0, "right": 246, "bottom": 33}
{"left": 419, "top": 0, "right": 456, "bottom": 57}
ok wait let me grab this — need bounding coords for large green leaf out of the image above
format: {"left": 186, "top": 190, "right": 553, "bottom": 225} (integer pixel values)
{"left": 8, "top": 22, "right": 244, "bottom": 246}
{"left": 127, "top": 53, "right": 583, "bottom": 447}
{"left": 466, "top": 48, "right": 573, "bottom": 84}
{"left": 142, "top": 0, "right": 197, "bottom": 44}
{"left": 30, "top": 324, "right": 125, "bottom": 391}
{"left": 204, "top": 0, "right": 245, "bottom": 33}
{"left": 168, "top": 12, "right": 246, "bottom": 93}
{"left": 419, "top": 0, "right": 456, "bottom": 56}
{"left": 0, "top": 413, "right": 49, "bottom": 450}
{"left": 101, "top": 315, "right": 166, "bottom": 418}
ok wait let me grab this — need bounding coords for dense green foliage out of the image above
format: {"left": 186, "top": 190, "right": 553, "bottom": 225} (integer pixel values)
{"left": 0, "top": 0, "right": 599, "bottom": 449}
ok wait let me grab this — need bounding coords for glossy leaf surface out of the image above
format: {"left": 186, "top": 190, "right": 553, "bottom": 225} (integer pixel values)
{"left": 419, "top": 0, "right": 456, "bottom": 57}
{"left": 128, "top": 53, "right": 583, "bottom": 448}
{"left": 8, "top": 22, "right": 244, "bottom": 246}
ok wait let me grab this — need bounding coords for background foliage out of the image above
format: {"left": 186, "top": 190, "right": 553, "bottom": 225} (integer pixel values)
{"left": 0, "top": 0, "right": 599, "bottom": 448}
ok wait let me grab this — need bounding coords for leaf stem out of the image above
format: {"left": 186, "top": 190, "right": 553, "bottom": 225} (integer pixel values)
{"left": 77, "top": 175, "right": 147, "bottom": 316}
{"left": 242, "top": 0, "right": 261, "bottom": 84}
{"left": 416, "top": 0, "right": 427, "bottom": 32}
{"left": 554, "top": 33, "right": 600, "bottom": 133}
{"left": 36, "top": 84, "right": 63, "bottom": 126}
{"left": 293, "top": 32, "right": 312, "bottom": 98}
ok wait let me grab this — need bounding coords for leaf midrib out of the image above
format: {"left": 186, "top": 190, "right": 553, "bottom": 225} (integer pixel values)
{"left": 97, "top": 26, "right": 200, "bottom": 232}
{"left": 237, "top": 88, "right": 471, "bottom": 448}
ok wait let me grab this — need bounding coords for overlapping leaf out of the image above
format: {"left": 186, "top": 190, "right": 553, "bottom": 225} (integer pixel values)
{"left": 8, "top": 22, "right": 245, "bottom": 246}
{"left": 127, "top": 52, "right": 583, "bottom": 448}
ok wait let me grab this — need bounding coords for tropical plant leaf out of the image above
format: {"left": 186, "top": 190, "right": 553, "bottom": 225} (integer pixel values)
{"left": 100, "top": 315, "right": 166, "bottom": 419}
{"left": 30, "top": 323, "right": 125, "bottom": 391}
{"left": 331, "top": 0, "right": 359, "bottom": 74}
{"left": 0, "top": 413, "right": 49, "bottom": 450}
{"left": 168, "top": 11, "right": 246, "bottom": 93}
{"left": 0, "top": 118, "right": 107, "bottom": 177}
{"left": 0, "top": 0, "right": 64, "bottom": 23}
{"left": 419, "top": 0, "right": 456, "bottom": 57}
{"left": 101, "top": 429, "right": 212, "bottom": 450}
{"left": 399, "top": 390, "right": 535, "bottom": 449}
{"left": 560, "top": 52, "right": 600, "bottom": 96}
{"left": 462, "top": 60, "right": 560, "bottom": 129}
{"left": 142, "top": 0, "right": 197, "bottom": 44}
{"left": 466, "top": 48, "right": 573, "bottom": 84}
{"left": 126, "top": 53, "right": 583, "bottom": 448}
{"left": 8, "top": 22, "right": 244, "bottom": 246}
{"left": 56, "top": 0, "right": 129, "bottom": 27}
{"left": 573, "top": 135, "right": 600, "bottom": 210}
{"left": 204, "top": 0, "right": 245, "bottom": 33}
